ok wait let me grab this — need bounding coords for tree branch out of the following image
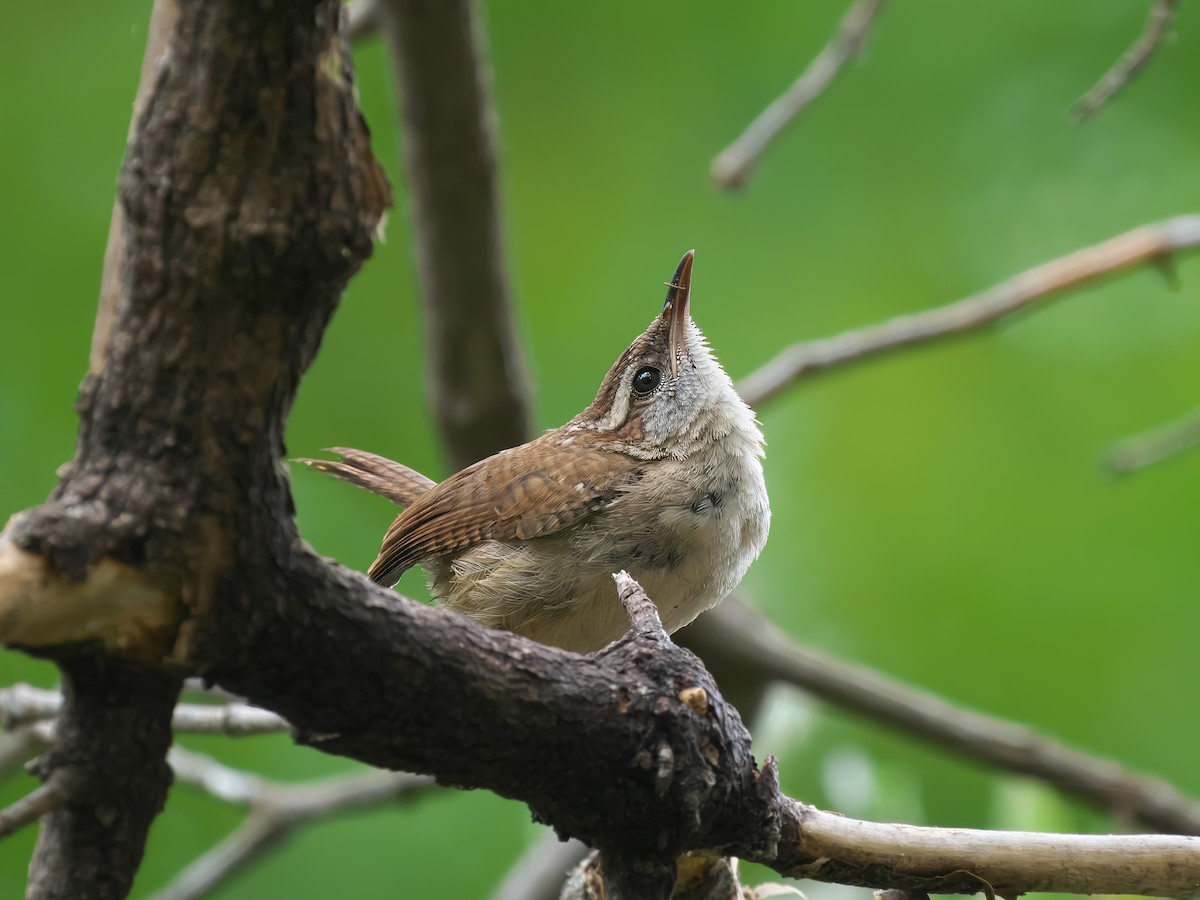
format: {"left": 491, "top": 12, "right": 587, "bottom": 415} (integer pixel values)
{"left": 686, "top": 598, "right": 1200, "bottom": 835}
{"left": 737, "top": 215, "right": 1200, "bottom": 408}
{"left": 4, "top": 0, "right": 390, "bottom": 896}
{"left": 3, "top": 0, "right": 1197, "bottom": 895}
{"left": 770, "top": 790, "right": 1200, "bottom": 897}
{"left": 0, "top": 767, "right": 81, "bottom": 839}
{"left": 0, "top": 684, "right": 288, "bottom": 736}
{"left": 377, "top": 0, "right": 532, "bottom": 468}
{"left": 1109, "top": 404, "right": 1200, "bottom": 474}
{"left": 1070, "top": 0, "right": 1181, "bottom": 123}
{"left": 491, "top": 832, "right": 589, "bottom": 900}
{"left": 24, "top": 655, "right": 179, "bottom": 899}
{"left": 153, "top": 748, "right": 435, "bottom": 900}
{"left": 711, "top": 0, "right": 887, "bottom": 191}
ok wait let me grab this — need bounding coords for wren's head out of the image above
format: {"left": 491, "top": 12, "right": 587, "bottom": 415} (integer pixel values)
{"left": 572, "top": 250, "right": 765, "bottom": 461}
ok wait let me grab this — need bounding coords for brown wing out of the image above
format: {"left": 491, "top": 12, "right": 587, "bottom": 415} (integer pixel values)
{"left": 367, "top": 435, "right": 643, "bottom": 586}
{"left": 296, "top": 448, "right": 437, "bottom": 509}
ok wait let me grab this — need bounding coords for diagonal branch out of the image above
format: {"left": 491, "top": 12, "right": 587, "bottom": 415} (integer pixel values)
{"left": 491, "top": 832, "right": 589, "bottom": 900}
{"left": 152, "top": 748, "right": 436, "bottom": 900}
{"left": 712, "top": 0, "right": 887, "bottom": 191}
{"left": 688, "top": 598, "right": 1200, "bottom": 835}
{"left": 1108, "top": 404, "right": 1200, "bottom": 474}
{"left": 737, "top": 215, "right": 1200, "bottom": 408}
{"left": 1071, "top": 0, "right": 1181, "bottom": 123}
{"left": 377, "top": 0, "right": 533, "bottom": 468}
{"left": 0, "top": 767, "right": 82, "bottom": 840}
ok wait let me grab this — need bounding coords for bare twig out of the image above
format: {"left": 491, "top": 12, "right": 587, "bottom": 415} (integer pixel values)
{"left": 171, "top": 703, "right": 288, "bottom": 736}
{"left": 153, "top": 747, "right": 436, "bottom": 900}
{"left": 1108, "top": 404, "right": 1200, "bottom": 473}
{"left": 0, "top": 684, "right": 289, "bottom": 736}
{"left": 712, "top": 0, "right": 887, "bottom": 191}
{"left": 693, "top": 598, "right": 1200, "bottom": 835}
{"left": 377, "top": 0, "right": 533, "bottom": 468}
{"left": 152, "top": 813, "right": 282, "bottom": 900}
{"left": 738, "top": 215, "right": 1200, "bottom": 408}
{"left": 492, "top": 832, "right": 589, "bottom": 900}
{"left": 0, "top": 768, "right": 82, "bottom": 839}
{"left": 1071, "top": 0, "right": 1181, "bottom": 123}
{"left": 615, "top": 570, "right": 667, "bottom": 637}
{"left": 345, "top": 0, "right": 381, "bottom": 42}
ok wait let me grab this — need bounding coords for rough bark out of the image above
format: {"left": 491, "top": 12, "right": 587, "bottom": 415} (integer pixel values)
{"left": 3, "top": 1, "right": 388, "bottom": 895}
{"left": 25, "top": 656, "right": 179, "bottom": 899}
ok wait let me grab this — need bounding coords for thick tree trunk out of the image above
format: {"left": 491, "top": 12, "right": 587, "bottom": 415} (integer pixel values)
{"left": 25, "top": 657, "right": 178, "bottom": 899}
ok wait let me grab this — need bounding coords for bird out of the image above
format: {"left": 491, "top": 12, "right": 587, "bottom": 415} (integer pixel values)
{"left": 300, "top": 250, "right": 769, "bottom": 653}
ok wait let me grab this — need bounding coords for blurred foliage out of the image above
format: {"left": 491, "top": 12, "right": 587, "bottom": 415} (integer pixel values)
{"left": 1, "top": 1, "right": 1198, "bottom": 897}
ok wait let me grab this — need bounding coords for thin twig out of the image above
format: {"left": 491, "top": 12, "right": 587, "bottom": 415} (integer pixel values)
{"left": 1109, "top": 405, "right": 1200, "bottom": 473}
{"left": 737, "top": 215, "right": 1200, "bottom": 408}
{"left": 0, "top": 768, "right": 82, "bottom": 840}
{"left": 1071, "top": 0, "right": 1181, "bottom": 123}
{"left": 490, "top": 831, "right": 589, "bottom": 900}
{"left": 712, "top": 0, "right": 887, "bottom": 191}
{"left": 170, "top": 704, "right": 288, "bottom": 736}
{"left": 696, "top": 598, "right": 1200, "bottom": 835}
{"left": 152, "top": 813, "right": 283, "bottom": 900}
{"left": 377, "top": 0, "right": 533, "bottom": 468}
{"left": 153, "top": 747, "right": 436, "bottom": 900}
{"left": 0, "top": 685, "right": 289, "bottom": 736}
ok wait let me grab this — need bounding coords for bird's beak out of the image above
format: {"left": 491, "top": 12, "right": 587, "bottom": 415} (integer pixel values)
{"left": 663, "top": 250, "right": 694, "bottom": 378}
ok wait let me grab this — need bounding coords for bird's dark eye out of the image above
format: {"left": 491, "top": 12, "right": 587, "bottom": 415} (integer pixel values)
{"left": 632, "top": 366, "right": 662, "bottom": 396}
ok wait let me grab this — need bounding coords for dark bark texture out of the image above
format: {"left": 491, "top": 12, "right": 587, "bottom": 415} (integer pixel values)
{"left": 25, "top": 657, "right": 179, "bottom": 899}
{"left": 6, "top": 1, "right": 389, "bottom": 896}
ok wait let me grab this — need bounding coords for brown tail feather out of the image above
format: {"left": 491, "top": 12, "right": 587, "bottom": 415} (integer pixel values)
{"left": 295, "top": 448, "right": 437, "bottom": 509}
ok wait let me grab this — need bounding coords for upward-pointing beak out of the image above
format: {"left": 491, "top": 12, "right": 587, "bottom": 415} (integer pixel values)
{"left": 663, "top": 250, "right": 694, "bottom": 378}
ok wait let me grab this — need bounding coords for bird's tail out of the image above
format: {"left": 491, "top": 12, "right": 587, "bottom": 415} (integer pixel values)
{"left": 294, "top": 448, "right": 436, "bottom": 509}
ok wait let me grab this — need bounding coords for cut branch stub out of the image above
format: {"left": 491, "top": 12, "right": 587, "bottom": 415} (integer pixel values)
{"left": 2, "top": 2, "right": 390, "bottom": 896}
{"left": 1, "top": 0, "right": 391, "bottom": 668}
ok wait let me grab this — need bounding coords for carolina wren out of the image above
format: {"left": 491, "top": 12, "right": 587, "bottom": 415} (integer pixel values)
{"left": 302, "top": 251, "right": 769, "bottom": 653}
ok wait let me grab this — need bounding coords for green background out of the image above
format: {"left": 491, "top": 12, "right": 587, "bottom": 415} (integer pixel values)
{"left": 2, "top": 1, "right": 1198, "bottom": 897}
